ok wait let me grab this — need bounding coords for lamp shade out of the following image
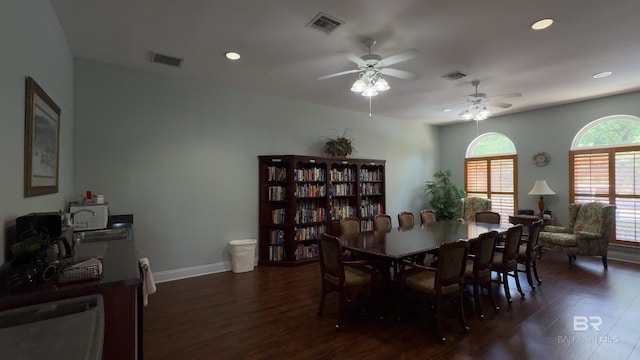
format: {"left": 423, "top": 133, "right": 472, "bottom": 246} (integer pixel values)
{"left": 528, "top": 180, "right": 556, "bottom": 195}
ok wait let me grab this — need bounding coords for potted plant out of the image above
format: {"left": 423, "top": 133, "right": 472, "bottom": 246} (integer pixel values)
{"left": 323, "top": 129, "right": 355, "bottom": 157}
{"left": 424, "top": 169, "right": 466, "bottom": 220}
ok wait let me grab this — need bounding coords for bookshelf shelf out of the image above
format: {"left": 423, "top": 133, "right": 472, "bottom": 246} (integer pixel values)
{"left": 258, "top": 155, "right": 385, "bottom": 266}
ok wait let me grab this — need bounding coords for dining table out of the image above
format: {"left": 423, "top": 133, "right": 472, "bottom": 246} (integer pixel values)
{"left": 339, "top": 220, "right": 512, "bottom": 264}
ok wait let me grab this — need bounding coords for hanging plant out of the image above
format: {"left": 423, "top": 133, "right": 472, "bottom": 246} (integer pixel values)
{"left": 323, "top": 129, "right": 355, "bottom": 157}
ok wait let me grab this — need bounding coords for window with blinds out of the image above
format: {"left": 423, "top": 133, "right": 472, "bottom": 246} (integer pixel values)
{"left": 570, "top": 147, "right": 640, "bottom": 245}
{"left": 465, "top": 155, "right": 517, "bottom": 223}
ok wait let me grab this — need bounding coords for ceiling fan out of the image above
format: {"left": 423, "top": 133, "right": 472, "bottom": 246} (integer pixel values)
{"left": 318, "top": 38, "right": 419, "bottom": 97}
{"left": 444, "top": 80, "right": 522, "bottom": 120}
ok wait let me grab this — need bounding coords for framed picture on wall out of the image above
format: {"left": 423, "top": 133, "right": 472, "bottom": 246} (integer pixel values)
{"left": 24, "top": 76, "right": 61, "bottom": 197}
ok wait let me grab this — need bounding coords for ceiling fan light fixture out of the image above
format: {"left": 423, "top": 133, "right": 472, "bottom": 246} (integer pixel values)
{"left": 361, "top": 87, "right": 378, "bottom": 97}
{"left": 374, "top": 77, "right": 390, "bottom": 91}
{"left": 351, "top": 79, "right": 366, "bottom": 92}
{"left": 461, "top": 111, "right": 474, "bottom": 120}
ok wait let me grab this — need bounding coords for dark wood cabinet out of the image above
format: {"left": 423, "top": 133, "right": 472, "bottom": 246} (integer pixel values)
{"left": 258, "top": 155, "right": 385, "bottom": 266}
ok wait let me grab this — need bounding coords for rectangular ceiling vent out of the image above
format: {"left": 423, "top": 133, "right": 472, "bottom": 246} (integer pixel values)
{"left": 148, "top": 51, "right": 184, "bottom": 68}
{"left": 307, "top": 12, "right": 344, "bottom": 34}
{"left": 441, "top": 70, "right": 468, "bottom": 81}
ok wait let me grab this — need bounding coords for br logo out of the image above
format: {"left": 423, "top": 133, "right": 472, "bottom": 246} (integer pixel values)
{"left": 573, "top": 316, "right": 602, "bottom": 331}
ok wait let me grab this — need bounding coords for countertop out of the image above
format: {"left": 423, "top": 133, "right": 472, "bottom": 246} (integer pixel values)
{"left": 0, "top": 229, "right": 141, "bottom": 311}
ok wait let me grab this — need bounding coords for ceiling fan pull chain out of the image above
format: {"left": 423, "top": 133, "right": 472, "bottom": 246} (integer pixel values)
{"left": 369, "top": 96, "right": 372, "bottom": 117}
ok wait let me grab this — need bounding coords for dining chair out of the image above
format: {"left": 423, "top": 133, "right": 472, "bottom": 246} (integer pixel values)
{"left": 340, "top": 217, "right": 361, "bottom": 235}
{"left": 419, "top": 209, "right": 437, "bottom": 226}
{"left": 340, "top": 217, "right": 361, "bottom": 259}
{"left": 317, "top": 233, "right": 378, "bottom": 332}
{"left": 491, "top": 224, "right": 525, "bottom": 303}
{"left": 399, "top": 240, "right": 470, "bottom": 343}
{"left": 373, "top": 214, "right": 392, "bottom": 232}
{"left": 464, "top": 231, "right": 499, "bottom": 320}
{"left": 397, "top": 211, "right": 415, "bottom": 229}
{"left": 474, "top": 211, "right": 501, "bottom": 224}
{"left": 516, "top": 219, "right": 544, "bottom": 290}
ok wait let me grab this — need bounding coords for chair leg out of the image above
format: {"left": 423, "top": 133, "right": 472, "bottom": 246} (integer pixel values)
{"left": 436, "top": 297, "right": 445, "bottom": 343}
{"left": 568, "top": 254, "right": 576, "bottom": 268}
{"left": 472, "top": 282, "right": 484, "bottom": 320}
{"left": 525, "top": 261, "right": 535, "bottom": 290}
{"left": 337, "top": 292, "right": 345, "bottom": 332}
{"left": 502, "top": 271, "right": 512, "bottom": 304}
{"left": 486, "top": 280, "right": 500, "bottom": 313}
{"left": 459, "top": 291, "right": 470, "bottom": 333}
{"left": 532, "top": 260, "right": 542, "bottom": 284}
{"left": 602, "top": 256, "right": 608, "bottom": 269}
{"left": 513, "top": 269, "right": 525, "bottom": 298}
{"left": 317, "top": 286, "right": 326, "bottom": 317}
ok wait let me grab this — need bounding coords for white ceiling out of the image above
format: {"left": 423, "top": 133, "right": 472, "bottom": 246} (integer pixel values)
{"left": 50, "top": 0, "right": 640, "bottom": 125}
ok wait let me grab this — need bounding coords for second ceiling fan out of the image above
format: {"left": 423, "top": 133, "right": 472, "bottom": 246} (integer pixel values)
{"left": 439, "top": 80, "right": 522, "bottom": 120}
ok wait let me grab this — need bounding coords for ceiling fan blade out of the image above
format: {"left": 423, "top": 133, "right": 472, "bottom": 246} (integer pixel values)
{"left": 435, "top": 101, "right": 468, "bottom": 111}
{"left": 379, "top": 68, "right": 417, "bottom": 80}
{"left": 334, "top": 51, "right": 364, "bottom": 65}
{"left": 486, "top": 100, "right": 512, "bottom": 108}
{"left": 379, "top": 49, "right": 420, "bottom": 66}
{"left": 318, "top": 69, "right": 360, "bottom": 80}
{"left": 488, "top": 92, "right": 522, "bottom": 99}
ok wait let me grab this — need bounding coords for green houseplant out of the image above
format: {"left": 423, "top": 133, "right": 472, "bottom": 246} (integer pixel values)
{"left": 424, "top": 169, "right": 466, "bottom": 220}
{"left": 323, "top": 129, "right": 355, "bottom": 157}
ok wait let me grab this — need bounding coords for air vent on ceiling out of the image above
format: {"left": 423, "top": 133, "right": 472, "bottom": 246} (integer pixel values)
{"left": 148, "top": 51, "right": 184, "bottom": 68}
{"left": 307, "top": 12, "right": 344, "bottom": 34}
{"left": 441, "top": 70, "right": 468, "bottom": 81}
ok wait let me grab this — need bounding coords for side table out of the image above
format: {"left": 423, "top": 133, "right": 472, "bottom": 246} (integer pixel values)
{"left": 508, "top": 214, "right": 555, "bottom": 227}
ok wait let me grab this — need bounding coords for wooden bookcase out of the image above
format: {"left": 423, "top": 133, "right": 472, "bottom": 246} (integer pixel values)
{"left": 258, "top": 155, "right": 386, "bottom": 266}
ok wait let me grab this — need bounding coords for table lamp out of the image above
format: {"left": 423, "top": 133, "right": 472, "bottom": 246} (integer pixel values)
{"left": 528, "top": 180, "right": 556, "bottom": 218}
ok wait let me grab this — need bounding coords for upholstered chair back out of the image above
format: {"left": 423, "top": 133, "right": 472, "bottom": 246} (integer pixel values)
{"left": 340, "top": 217, "right": 360, "bottom": 235}
{"left": 460, "top": 197, "right": 492, "bottom": 221}
{"left": 374, "top": 214, "right": 392, "bottom": 232}
{"left": 571, "top": 203, "right": 616, "bottom": 237}
{"left": 438, "top": 241, "right": 469, "bottom": 288}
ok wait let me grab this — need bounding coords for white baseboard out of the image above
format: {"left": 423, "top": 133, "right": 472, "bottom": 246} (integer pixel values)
{"left": 608, "top": 244, "right": 640, "bottom": 264}
{"left": 152, "top": 248, "right": 638, "bottom": 284}
{"left": 153, "top": 257, "right": 258, "bottom": 283}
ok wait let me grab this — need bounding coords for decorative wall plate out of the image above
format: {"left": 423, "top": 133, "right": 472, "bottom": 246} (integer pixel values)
{"left": 533, "top": 151, "right": 550, "bottom": 166}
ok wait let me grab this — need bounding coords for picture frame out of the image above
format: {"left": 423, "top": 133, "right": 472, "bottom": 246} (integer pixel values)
{"left": 24, "top": 76, "right": 61, "bottom": 197}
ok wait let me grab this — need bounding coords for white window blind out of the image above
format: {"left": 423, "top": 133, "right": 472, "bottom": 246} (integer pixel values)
{"left": 571, "top": 148, "right": 640, "bottom": 244}
{"left": 465, "top": 156, "right": 516, "bottom": 222}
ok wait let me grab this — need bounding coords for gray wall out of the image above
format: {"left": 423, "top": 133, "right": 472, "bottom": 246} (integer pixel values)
{"left": 439, "top": 91, "right": 640, "bottom": 226}
{"left": 73, "top": 59, "right": 439, "bottom": 272}
{"left": 0, "top": 1, "right": 74, "bottom": 263}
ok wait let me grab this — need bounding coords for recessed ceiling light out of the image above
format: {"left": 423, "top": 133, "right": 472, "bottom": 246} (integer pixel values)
{"left": 531, "top": 18, "right": 554, "bottom": 30}
{"left": 442, "top": 109, "right": 452, "bottom": 112}
{"left": 225, "top": 51, "right": 241, "bottom": 60}
{"left": 593, "top": 71, "right": 612, "bottom": 79}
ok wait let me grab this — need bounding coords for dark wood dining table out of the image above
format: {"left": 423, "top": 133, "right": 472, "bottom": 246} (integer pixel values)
{"left": 339, "top": 220, "right": 512, "bottom": 262}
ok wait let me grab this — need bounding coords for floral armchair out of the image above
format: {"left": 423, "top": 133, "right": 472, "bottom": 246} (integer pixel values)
{"left": 459, "top": 197, "right": 492, "bottom": 221}
{"left": 538, "top": 202, "right": 616, "bottom": 268}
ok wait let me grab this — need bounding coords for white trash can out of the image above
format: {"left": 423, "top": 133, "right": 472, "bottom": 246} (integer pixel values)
{"left": 228, "top": 239, "right": 257, "bottom": 273}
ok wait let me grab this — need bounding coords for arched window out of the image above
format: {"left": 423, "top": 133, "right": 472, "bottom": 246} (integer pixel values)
{"left": 465, "top": 132, "right": 518, "bottom": 222}
{"left": 570, "top": 115, "right": 640, "bottom": 245}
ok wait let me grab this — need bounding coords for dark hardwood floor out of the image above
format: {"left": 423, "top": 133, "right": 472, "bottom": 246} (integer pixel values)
{"left": 143, "top": 251, "right": 640, "bottom": 360}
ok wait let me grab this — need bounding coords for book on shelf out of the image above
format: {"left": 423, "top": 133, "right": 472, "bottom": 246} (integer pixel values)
{"left": 267, "top": 166, "right": 287, "bottom": 181}
{"left": 268, "top": 186, "right": 286, "bottom": 201}
{"left": 294, "top": 167, "right": 326, "bottom": 182}
{"left": 272, "top": 208, "right": 285, "bottom": 224}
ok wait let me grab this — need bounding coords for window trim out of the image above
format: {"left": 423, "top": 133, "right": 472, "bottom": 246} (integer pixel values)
{"left": 570, "top": 145, "right": 640, "bottom": 246}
